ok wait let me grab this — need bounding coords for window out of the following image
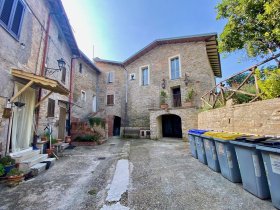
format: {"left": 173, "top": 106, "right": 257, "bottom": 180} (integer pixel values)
{"left": 79, "top": 63, "right": 82, "bottom": 73}
{"left": 47, "top": 98, "right": 55, "bottom": 117}
{"left": 61, "top": 67, "right": 66, "bottom": 84}
{"left": 81, "top": 90, "right": 86, "bottom": 102}
{"left": 141, "top": 66, "right": 149, "bottom": 86}
{"left": 107, "top": 95, "right": 114, "bottom": 105}
{"left": 170, "top": 56, "right": 180, "bottom": 80}
{"left": 92, "top": 96, "right": 97, "bottom": 112}
{"left": 0, "top": 0, "right": 25, "bottom": 39}
{"left": 107, "top": 72, "right": 114, "bottom": 83}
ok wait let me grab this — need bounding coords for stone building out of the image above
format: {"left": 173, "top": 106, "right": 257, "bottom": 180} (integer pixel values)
{"left": 71, "top": 51, "right": 100, "bottom": 121}
{"left": 95, "top": 33, "right": 222, "bottom": 139}
{"left": 0, "top": 0, "right": 90, "bottom": 158}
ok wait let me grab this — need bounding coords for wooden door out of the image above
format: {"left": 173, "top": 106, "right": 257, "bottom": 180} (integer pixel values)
{"left": 58, "top": 107, "right": 67, "bottom": 140}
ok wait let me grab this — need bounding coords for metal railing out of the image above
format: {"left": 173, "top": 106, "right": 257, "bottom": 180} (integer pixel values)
{"left": 201, "top": 53, "right": 280, "bottom": 109}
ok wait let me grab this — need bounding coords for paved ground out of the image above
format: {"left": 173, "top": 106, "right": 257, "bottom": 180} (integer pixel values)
{"left": 0, "top": 138, "right": 275, "bottom": 210}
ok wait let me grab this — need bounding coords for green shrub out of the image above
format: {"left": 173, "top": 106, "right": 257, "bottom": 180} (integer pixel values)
{"left": 74, "top": 134, "right": 101, "bottom": 142}
{"left": 0, "top": 164, "right": 4, "bottom": 176}
{"left": 7, "top": 168, "right": 23, "bottom": 177}
{"left": 0, "top": 156, "right": 15, "bottom": 166}
{"left": 88, "top": 117, "right": 105, "bottom": 128}
{"left": 231, "top": 84, "right": 256, "bottom": 104}
{"left": 256, "top": 68, "right": 280, "bottom": 99}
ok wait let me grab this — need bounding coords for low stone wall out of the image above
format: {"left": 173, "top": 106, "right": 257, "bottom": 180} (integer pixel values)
{"left": 150, "top": 108, "right": 198, "bottom": 140}
{"left": 198, "top": 98, "right": 280, "bottom": 136}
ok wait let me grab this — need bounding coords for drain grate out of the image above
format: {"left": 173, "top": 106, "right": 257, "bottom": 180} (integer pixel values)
{"left": 97, "top": 157, "right": 106, "bottom": 160}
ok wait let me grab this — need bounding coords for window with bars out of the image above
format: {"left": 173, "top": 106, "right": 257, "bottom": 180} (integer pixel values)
{"left": 107, "top": 72, "right": 114, "bottom": 83}
{"left": 107, "top": 95, "right": 114, "bottom": 105}
{"left": 170, "top": 57, "right": 180, "bottom": 80}
{"left": 0, "top": 0, "right": 25, "bottom": 39}
{"left": 47, "top": 98, "right": 55, "bottom": 117}
{"left": 61, "top": 67, "right": 66, "bottom": 84}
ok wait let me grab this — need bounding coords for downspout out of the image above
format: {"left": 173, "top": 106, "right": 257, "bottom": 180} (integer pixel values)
{"left": 123, "top": 66, "right": 128, "bottom": 127}
{"left": 68, "top": 57, "right": 77, "bottom": 136}
{"left": 36, "top": 13, "right": 51, "bottom": 127}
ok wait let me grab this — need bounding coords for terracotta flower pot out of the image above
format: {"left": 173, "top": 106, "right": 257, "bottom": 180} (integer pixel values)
{"left": 160, "top": 104, "right": 169, "bottom": 109}
{"left": 7, "top": 175, "right": 24, "bottom": 187}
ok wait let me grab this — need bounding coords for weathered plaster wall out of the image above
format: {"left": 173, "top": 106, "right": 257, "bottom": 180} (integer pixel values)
{"left": 198, "top": 98, "right": 280, "bottom": 136}
{"left": 125, "top": 42, "right": 215, "bottom": 128}
{"left": 0, "top": 0, "right": 49, "bottom": 154}
{"left": 150, "top": 108, "right": 198, "bottom": 139}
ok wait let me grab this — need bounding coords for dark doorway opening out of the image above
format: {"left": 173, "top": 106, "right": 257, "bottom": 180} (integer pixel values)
{"left": 113, "top": 116, "right": 121, "bottom": 136}
{"left": 162, "top": 114, "right": 182, "bottom": 138}
{"left": 172, "top": 87, "right": 181, "bottom": 107}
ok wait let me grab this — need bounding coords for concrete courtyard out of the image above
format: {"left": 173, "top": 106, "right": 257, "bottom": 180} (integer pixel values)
{"left": 0, "top": 138, "right": 275, "bottom": 210}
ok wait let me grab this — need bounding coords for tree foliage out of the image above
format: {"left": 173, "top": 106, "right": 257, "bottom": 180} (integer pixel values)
{"left": 216, "top": 0, "right": 280, "bottom": 57}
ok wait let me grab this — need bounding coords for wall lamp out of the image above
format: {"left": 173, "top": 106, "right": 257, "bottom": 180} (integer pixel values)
{"left": 45, "top": 58, "right": 66, "bottom": 75}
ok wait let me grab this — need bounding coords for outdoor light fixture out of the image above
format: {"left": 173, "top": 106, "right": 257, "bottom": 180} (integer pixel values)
{"left": 161, "top": 78, "right": 166, "bottom": 89}
{"left": 45, "top": 58, "right": 66, "bottom": 75}
{"left": 14, "top": 101, "right": 25, "bottom": 108}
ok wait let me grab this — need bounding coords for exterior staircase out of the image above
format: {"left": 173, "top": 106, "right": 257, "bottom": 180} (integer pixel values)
{"left": 10, "top": 148, "right": 55, "bottom": 175}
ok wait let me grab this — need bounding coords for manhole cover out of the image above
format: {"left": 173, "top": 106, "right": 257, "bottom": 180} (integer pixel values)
{"left": 98, "top": 157, "right": 106, "bottom": 160}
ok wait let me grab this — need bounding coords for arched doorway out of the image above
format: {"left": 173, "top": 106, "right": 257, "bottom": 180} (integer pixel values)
{"left": 162, "top": 114, "right": 182, "bottom": 138}
{"left": 113, "top": 116, "right": 121, "bottom": 136}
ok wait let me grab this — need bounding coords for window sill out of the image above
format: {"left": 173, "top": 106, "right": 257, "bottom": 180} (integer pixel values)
{"left": 0, "top": 22, "right": 20, "bottom": 42}
{"left": 106, "top": 104, "right": 114, "bottom": 106}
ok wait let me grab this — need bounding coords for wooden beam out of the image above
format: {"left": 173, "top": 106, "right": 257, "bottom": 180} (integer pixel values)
{"left": 227, "top": 88, "right": 256, "bottom": 97}
{"left": 201, "top": 97, "right": 213, "bottom": 108}
{"left": 35, "top": 91, "right": 53, "bottom": 108}
{"left": 10, "top": 80, "right": 34, "bottom": 102}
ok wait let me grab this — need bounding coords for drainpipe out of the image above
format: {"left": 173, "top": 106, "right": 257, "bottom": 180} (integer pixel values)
{"left": 35, "top": 13, "right": 51, "bottom": 127}
{"left": 123, "top": 66, "right": 128, "bottom": 127}
{"left": 68, "top": 57, "right": 77, "bottom": 136}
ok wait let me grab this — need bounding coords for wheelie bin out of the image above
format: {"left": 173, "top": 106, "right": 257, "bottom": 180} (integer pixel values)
{"left": 257, "top": 138, "right": 280, "bottom": 209}
{"left": 188, "top": 129, "right": 208, "bottom": 159}
{"left": 231, "top": 136, "right": 271, "bottom": 199}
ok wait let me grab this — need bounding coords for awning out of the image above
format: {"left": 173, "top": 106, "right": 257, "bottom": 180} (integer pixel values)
{"left": 11, "top": 69, "right": 69, "bottom": 108}
{"left": 11, "top": 69, "right": 69, "bottom": 96}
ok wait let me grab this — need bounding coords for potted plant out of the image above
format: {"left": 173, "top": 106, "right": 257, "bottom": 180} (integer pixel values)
{"left": 0, "top": 156, "right": 16, "bottom": 175}
{"left": 184, "top": 88, "right": 195, "bottom": 107}
{"left": 6, "top": 168, "right": 24, "bottom": 187}
{"left": 160, "top": 90, "right": 168, "bottom": 109}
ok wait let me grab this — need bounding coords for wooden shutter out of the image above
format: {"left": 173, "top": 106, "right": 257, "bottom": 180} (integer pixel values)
{"left": 47, "top": 98, "right": 55, "bottom": 117}
{"left": 61, "top": 67, "right": 66, "bottom": 83}
{"left": 11, "top": 0, "right": 24, "bottom": 36}
{"left": 107, "top": 95, "right": 114, "bottom": 105}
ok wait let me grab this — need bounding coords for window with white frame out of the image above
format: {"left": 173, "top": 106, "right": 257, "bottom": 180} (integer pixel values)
{"left": 170, "top": 56, "right": 180, "bottom": 80}
{"left": 81, "top": 90, "right": 86, "bottom": 102}
{"left": 0, "top": 0, "right": 25, "bottom": 39}
{"left": 140, "top": 66, "right": 149, "bottom": 86}
{"left": 107, "top": 72, "right": 114, "bottom": 83}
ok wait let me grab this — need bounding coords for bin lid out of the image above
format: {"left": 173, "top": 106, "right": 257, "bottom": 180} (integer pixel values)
{"left": 235, "top": 136, "right": 271, "bottom": 143}
{"left": 257, "top": 144, "right": 280, "bottom": 154}
{"left": 259, "top": 138, "right": 280, "bottom": 147}
{"left": 188, "top": 129, "right": 209, "bottom": 135}
{"left": 213, "top": 133, "right": 244, "bottom": 141}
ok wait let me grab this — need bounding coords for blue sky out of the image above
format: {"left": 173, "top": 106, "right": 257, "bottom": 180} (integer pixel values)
{"left": 61, "top": 0, "right": 260, "bottom": 80}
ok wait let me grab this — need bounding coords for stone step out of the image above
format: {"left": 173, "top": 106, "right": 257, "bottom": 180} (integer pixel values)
{"left": 61, "top": 143, "right": 69, "bottom": 150}
{"left": 41, "top": 158, "right": 56, "bottom": 169}
{"left": 11, "top": 150, "right": 40, "bottom": 163}
{"left": 19, "top": 154, "right": 48, "bottom": 170}
{"left": 30, "top": 163, "right": 47, "bottom": 176}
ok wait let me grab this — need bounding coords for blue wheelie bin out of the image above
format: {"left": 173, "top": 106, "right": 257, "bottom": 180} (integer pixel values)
{"left": 213, "top": 133, "right": 243, "bottom": 183}
{"left": 231, "top": 136, "right": 271, "bottom": 199}
{"left": 257, "top": 138, "right": 280, "bottom": 209}
{"left": 201, "top": 131, "right": 221, "bottom": 172}
{"left": 188, "top": 129, "right": 208, "bottom": 159}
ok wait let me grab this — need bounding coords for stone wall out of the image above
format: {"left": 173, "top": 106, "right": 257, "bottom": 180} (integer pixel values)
{"left": 72, "top": 58, "right": 99, "bottom": 120}
{"left": 125, "top": 42, "right": 215, "bottom": 128}
{"left": 95, "top": 62, "right": 127, "bottom": 129}
{"left": 150, "top": 107, "right": 198, "bottom": 139}
{"left": 198, "top": 98, "right": 280, "bottom": 136}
